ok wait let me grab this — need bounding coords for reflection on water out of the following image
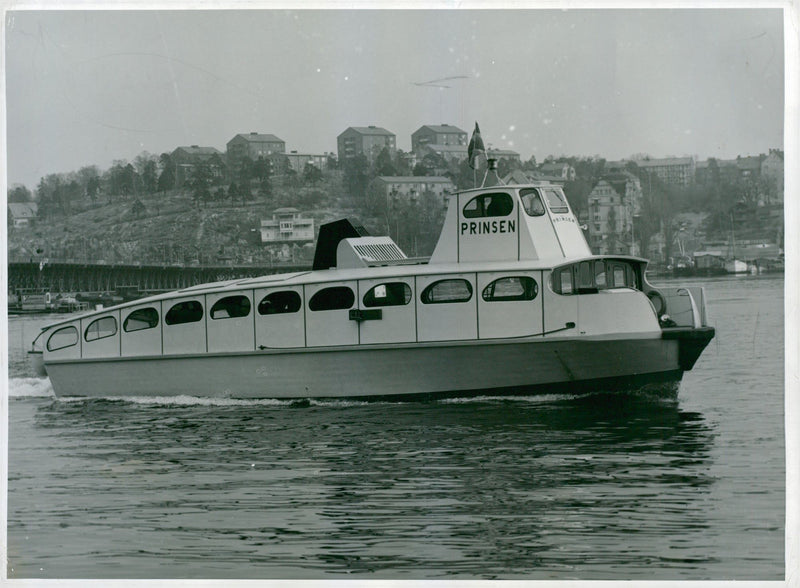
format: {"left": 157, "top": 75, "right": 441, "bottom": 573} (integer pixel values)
{"left": 10, "top": 391, "right": 716, "bottom": 579}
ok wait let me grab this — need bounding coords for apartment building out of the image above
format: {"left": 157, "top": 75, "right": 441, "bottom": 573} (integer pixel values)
{"left": 411, "top": 124, "right": 468, "bottom": 153}
{"left": 373, "top": 176, "right": 455, "bottom": 201}
{"left": 635, "top": 157, "right": 696, "bottom": 186}
{"left": 170, "top": 145, "right": 226, "bottom": 186}
{"left": 337, "top": 126, "right": 396, "bottom": 163}
{"left": 584, "top": 172, "right": 643, "bottom": 256}
{"left": 227, "top": 132, "right": 286, "bottom": 177}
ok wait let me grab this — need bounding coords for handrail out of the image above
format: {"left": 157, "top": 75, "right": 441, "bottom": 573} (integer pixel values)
{"left": 675, "top": 288, "right": 701, "bottom": 329}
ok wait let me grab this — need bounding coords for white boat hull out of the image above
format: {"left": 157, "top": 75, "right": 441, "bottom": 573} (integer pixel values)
{"left": 44, "top": 333, "right": 697, "bottom": 399}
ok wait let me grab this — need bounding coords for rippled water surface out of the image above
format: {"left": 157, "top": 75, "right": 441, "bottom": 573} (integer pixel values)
{"left": 6, "top": 276, "right": 785, "bottom": 580}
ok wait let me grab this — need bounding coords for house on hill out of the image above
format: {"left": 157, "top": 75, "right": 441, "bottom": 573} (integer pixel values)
{"left": 538, "top": 162, "right": 576, "bottom": 181}
{"left": 372, "top": 176, "right": 455, "bottom": 202}
{"left": 227, "top": 132, "right": 286, "bottom": 178}
{"left": 417, "top": 143, "right": 469, "bottom": 165}
{"left": 411, "top": 124, "right": 468, "bottom": 154}
{"left": 272, "top": 151, "right": 330, "bottom": 175}
{"left": 8, "top": 202, "right": 38, "bottom": 228}
{"left": 260, "top": 208, "right": 315, "bottom": 244}
{"left": 337, "top": 126, "right": 396, "bottom": 164}
{"left": 171, "top": 145, "right": 225, "bottom": 187}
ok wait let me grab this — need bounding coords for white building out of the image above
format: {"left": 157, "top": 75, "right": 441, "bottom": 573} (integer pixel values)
{"left": 260, "top": 208, "right": 315, "bottom": 244}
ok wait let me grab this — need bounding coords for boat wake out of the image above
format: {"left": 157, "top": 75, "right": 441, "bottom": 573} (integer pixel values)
{"left": 61, "top": 395, "right": 377, "bottom": 408}
{"left": 7, "top": 377, "right": 56, "bottom": 398}
{"left": 5, "top": 379, "right": 677, "bottom": 407}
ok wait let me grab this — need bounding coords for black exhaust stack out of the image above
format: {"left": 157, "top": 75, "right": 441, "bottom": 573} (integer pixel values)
{"left": 312, "top": 219, "right": 371, "bottom": 270}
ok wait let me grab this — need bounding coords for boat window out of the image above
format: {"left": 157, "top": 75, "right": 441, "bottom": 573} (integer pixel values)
{"left": 165, "top": 300, "right": 204, "bottom": 325}
{"left": 258, "top": 290, "right": 302, "bottom": 315}
{"left": 421, "top": 279, "right": 473, "bottom": 304}
{"left": 463, "top": 192, "right": 513, "bottom": 218}
{"left": 594, "top": 261, "right": 607, "bottom": 288}
{"left": 210, "top": 295, "right": 251, "bottom": 320}
{"left": 363, "top": 282, "right": 412, "bottom": 307}
{"left": 553, "top": 267, "right": 573, "bottom": 295}
{"left": 543, "top": 188, "right": 569, "bottom": 213}
{"left": 47, "top": 326, "right": 78, "bottom": 351}
{"left": 482, "top": 276, "right": 538, "bottom": 302}
{"left": 309, "top": 286, "right": 355, "bottom": 311}
{"left": 123, "top": 307, "right": 159, "bottom": 332}
{"left": 577, "top": 261, "right": 598, "bottom": 293}
{"left": 519, "top": 188, "right": 546, "bottom": 217}
{"left": 608, "top": 262, "right": 636, "bottom": 288}
{"left": 84, "top": 316, "right": 117, "bottom": 342}
{"left": 553, "top": 260, "right": 639, "bottom": 294}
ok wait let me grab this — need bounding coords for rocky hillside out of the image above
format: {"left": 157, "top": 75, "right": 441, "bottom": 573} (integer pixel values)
{"left": 8, "top": 186, "right": 381, "bottom": 267}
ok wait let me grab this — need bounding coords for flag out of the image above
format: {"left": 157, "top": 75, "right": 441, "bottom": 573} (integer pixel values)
{"left": 467, "top": 122, "right": 485, "bottom": 169}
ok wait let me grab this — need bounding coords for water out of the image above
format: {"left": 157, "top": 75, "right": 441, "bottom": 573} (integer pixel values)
{"left": 5, "top": 276, "right": 785, "bottom": 580}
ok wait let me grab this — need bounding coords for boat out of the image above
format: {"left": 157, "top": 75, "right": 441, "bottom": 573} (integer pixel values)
{"left": 29, "top": 169, "right": 715, "bottom": 400}
{"left": 725, "top": 258, "right": 749, "bottom": 274}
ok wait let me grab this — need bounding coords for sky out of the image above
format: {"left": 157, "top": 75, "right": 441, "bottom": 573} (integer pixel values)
{"left": 4, "top": 7, "right": 786, "bottom": 189}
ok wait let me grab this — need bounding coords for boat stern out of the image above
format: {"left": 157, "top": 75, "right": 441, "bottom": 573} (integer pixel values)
{"left": 650, "top": 284, "right": 715, "bottom": 371}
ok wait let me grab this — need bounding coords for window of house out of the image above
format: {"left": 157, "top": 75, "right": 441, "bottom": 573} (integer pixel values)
{"left": 258, "top": 291, "right": 302, "bottom": 315}
{"left": 123, "top": 307, "right": 159, "bottom": 332}
{"left": 84, "top": 316, "right": 117, "bottom": 342}
{"left": 463, "top": 193, "right": 514, "bottom": 218}
{"left": 165, "top": 300, "right": 204, "bottom": 325}
{"left": 363, "top": 282, "right": 412, "bottom": 307}
{"left": 421, "top": 279, "right": 473, "bottom": 304}
{"left": 309, "top": 286, "right": 355, "bottom": 311}
{"left": 520, "top": 188, "right": 546, "bottom": 216}
{"left": 47, "top": 326, "right": 78, "bottom": 351}
{"left": 482, "top": 276, "right": 538, "bottom": 302}
{"left": 210, "top": 295, "right": 251, "bottom": 320}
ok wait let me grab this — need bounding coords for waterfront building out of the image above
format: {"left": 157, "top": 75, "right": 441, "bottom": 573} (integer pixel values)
{"left": 584, "top": 172, "right": 643, "bottom": 256}
{"left": 260, "top": 208, "right": 315, "bottom": 244}
{"left": 227, "top": 132, "right": 286, "bottom": 178}
{"left": 635, "top": 157, "right": 696, "bottom": 186}
{"left": 693, "top": 250, "right": 725, "bottom": 271}
{"left": 337, "top": 126, "right": 396, "bottom": 164}
{"left": 171, "top": 145, "right": 226, "bottom": 187}
{"left": 411, "top": 124, "right": 468, "bottom": 154}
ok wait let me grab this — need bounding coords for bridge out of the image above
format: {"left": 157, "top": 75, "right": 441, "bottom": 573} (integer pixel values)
{"left": 7, "top": 259, "right": 311, "bottom": 297}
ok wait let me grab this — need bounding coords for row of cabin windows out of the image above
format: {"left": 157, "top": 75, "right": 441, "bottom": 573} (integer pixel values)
{"left": 463, "top": 188, "right": 570, "bottom": 220}
{"left": 551, "top": 260, "right": 639, "bottom": 295}
{"left": 45, "top": 276, "right": 541, "bottom": 352}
